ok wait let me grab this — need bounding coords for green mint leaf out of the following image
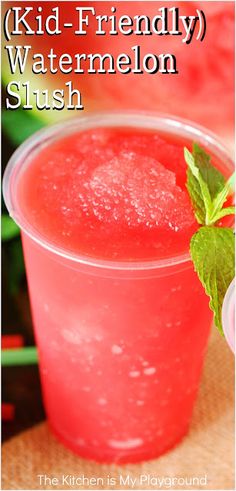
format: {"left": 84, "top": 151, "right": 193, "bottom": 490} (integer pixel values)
{"left": 185, "top": 148, "right": 211, "bottom": 224}
{"left": 211, "top": 206, "right": 235, "bottom": 223}
{"left": 185, "top": 144, "right": 226, "bottom": 225}
{"left": 185, "top": 144, "right": 235, "bottom": 225}
{"left": 209, "top": 172, "right": 235, "bottom": 223}
{"left": 190, "top": 227, "right": 235, "bottom": 335}
{"left": 192, "top": 144, "right": 226, "bottom": 199}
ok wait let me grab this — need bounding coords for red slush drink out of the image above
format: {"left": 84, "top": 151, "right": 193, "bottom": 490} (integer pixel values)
{"left": 3, "top": 114, "right": 233, "bottom": 463}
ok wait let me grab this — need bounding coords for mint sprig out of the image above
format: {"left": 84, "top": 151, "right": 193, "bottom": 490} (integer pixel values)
{"left": 185, "top": 144, "right": 234, "bottom": 225}
{"left": 184, "top": 144, "right": 235, "bottom": 335}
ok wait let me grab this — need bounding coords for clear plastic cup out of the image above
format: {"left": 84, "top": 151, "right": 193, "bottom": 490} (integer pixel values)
{"left": 222, "top": 278, "right": 235, "bottom": 353}
{"left": 3, "top": 113, "right": 234, "bottom": 463}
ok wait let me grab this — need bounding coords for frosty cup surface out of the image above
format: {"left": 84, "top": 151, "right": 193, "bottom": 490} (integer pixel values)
{"left": 3, "top": 113, "right": 233, "bottom": 463}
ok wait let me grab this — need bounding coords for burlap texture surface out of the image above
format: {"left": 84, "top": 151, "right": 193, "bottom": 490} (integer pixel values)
{"left": 2, "top": 328, "right": 235, "bottom": 491}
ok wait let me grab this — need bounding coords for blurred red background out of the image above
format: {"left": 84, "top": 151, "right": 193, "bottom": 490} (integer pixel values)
{"left": 2, "top": 1, "right": 235, "bottom": 145}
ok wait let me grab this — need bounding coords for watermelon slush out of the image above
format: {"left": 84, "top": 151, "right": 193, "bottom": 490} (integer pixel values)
{"left": 3, "top": 114, "right": 233, "bottom": 463}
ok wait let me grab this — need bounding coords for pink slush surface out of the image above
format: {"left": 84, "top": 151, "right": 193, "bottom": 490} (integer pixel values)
{"left": 17, "top": 127, "right": 197, "bottom": 260}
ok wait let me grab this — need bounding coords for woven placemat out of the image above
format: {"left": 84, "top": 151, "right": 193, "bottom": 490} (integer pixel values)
{"left": 2, "top": 328, "right": 234, "bottom": 491}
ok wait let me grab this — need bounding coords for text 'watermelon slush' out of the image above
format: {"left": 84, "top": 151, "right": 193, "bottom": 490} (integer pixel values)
{"left": 3, "top": 114, "right": 233, "bottom": 463}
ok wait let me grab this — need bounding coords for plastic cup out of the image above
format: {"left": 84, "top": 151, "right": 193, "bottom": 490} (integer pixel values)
{"left": 222, "top": 279, "right": 235, "bottom": 353}
{"left": 3, "top": 113, "right": 234, "bottom": 463}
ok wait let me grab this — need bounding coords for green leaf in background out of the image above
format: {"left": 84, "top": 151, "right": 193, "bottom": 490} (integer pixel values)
{"left": 2, "top": 215, "right": 20, "bottom": 241}
{"left": 2, "top": 347, "right": 38, "bottom": 366}
{"left": 190, "top": 227, "right": 235, "bottom": 334}
{"left": 2, "top": 108, "right": 46, "bottom": 146}
{"left": 2, "top": 107, "right": 44, "bottom": 297}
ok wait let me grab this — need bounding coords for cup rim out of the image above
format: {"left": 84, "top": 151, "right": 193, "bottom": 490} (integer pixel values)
{"left": 3, "top": 111, "right": 234, "bottom": 271}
